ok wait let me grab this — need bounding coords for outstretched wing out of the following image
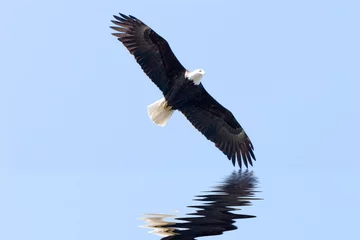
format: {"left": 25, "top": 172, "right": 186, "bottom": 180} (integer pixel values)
{"left": 179, "top": 86, "right": 256, "bottom": 168}
{"left": 110, "top": 13, "right": 186, "bottom": 95}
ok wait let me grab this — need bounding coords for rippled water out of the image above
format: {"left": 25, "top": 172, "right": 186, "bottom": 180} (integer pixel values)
{"left": 140, "top": 171, "right": 262, "bottom": 239}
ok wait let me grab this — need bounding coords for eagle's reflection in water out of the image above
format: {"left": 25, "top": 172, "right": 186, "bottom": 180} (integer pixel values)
{"left": 140, "top": 171, "right": 262, "bottom": 239}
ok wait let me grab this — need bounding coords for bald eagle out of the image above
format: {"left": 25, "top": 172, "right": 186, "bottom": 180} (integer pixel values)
{"left": 110, "top": 13, "right": 256, "bottom": 168}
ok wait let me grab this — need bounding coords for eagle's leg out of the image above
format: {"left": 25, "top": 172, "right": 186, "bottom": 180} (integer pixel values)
{"left": 163, "top": 101, "right": 172, "bottom": 111}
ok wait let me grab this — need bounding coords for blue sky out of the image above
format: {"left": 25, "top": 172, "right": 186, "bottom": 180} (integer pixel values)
{"left": 1, "top": 0, "right": 359, "bottom": 239}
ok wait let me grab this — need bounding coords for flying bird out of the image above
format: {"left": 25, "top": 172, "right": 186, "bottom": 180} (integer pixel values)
{"left": 110, "top": 13, "right": 256, "bottom": 167}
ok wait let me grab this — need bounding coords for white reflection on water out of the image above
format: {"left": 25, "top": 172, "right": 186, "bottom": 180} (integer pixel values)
{"left": 140, "top": 213, "right": 178, "bottom": 237}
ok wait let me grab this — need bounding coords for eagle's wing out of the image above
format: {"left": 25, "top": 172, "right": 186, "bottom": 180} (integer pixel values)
{"left": 179, "top": 86, "right": 256, "bottom": 168}
{"left": 110, "top": 13, "right": 186, "bottom": 95}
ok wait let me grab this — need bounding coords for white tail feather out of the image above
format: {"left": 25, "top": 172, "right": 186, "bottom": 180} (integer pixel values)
{"left": 147, "top": 98, "right": 174, "bottom": 127}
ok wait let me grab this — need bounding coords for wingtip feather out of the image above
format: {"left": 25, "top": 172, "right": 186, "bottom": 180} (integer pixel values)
{"left": 113, "top": 15, "right": 123, "bottom": 22}
{"left": 237, "top": 151, "right": 242, "bottom": 168}
{"left": 241, "top": 150, "right": 248, "bottom": 168}
{"left": 119, "top": 13, "right": 130, "bottom": 20}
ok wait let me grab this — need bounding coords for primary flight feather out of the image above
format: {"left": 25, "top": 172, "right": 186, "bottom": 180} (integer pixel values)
{"left": 110, "top": 13, "right": 256, "bottom": 168}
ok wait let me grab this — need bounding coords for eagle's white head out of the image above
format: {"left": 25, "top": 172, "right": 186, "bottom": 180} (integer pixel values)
{"left": 186, "top": 69, "right": 205, "bottom": 85}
